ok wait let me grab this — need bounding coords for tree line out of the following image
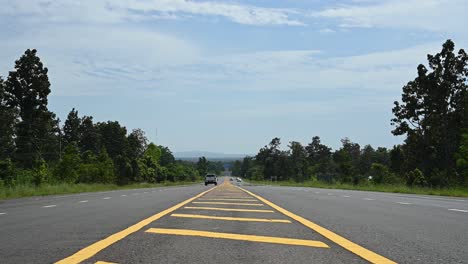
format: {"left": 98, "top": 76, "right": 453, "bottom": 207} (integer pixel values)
{"left": 232, "top": 40, "right": 468, "bottom": 188}
{"left": 0, "top": 49, "right": 207, "bottom": 187}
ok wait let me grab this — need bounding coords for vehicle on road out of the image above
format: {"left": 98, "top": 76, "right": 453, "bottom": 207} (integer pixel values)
{"left": 236, "top": 177, "right": 242, "bottom": 182}
{"left": 205, "top": 174, "right": 218, "bottom": 186}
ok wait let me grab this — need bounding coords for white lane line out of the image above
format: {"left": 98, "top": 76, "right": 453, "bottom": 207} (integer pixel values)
{"left": 121, "top": 194, "right": 127, "bottom": 197}
{"left": 449, "top": 209, "right": 468, "bottom": 213}
{"left": 364, "top": 198, "right": 375, "bottom": 201}
{"left": 0, "top": 212, "right": 6, "bottom": 215}
{"left": 78, "top": 200, "right": 88, "bottom": 203}
{"left": 103, "top": 197, "right": 111, "bottom": 200}
{"left": 342, "top": 195, "right": 351, "bottom": 198}
{"left": 42, "top": 205, "right": 56, "bottom": 208}
{"left": 397, "top": 202, "right": 412, "bottom": 205}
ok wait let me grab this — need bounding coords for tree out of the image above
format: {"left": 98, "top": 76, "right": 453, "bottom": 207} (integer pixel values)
{"left": 240, "top": 157, "right": 253, "bottom": 178}
{"left": 0, "top": 77, "right": 17, "bottom": 159}
{"left": 55, "top": 144, "right": 81, "bottom": 183}
{"left": 63, "top": 108, "right": 81, "bottom": 145}
{"left": 78, "top": 116, "right": 100, "bottom": 154}
{"left": 390, "top": 145, "right": 404, "bottom": 175}
{"left": 392, "top": 40, "right": 467, "bottom": 184}
{"left": 97, "top": 121, "right": 128, "bottom": 160}
{"left": 333, "top": 138, "right": 361, "bottom": 183}
{"left": 127, "top": 128, "right": 148, "bottom": 159}
{"left": 289, "top": 141, "right": 307, "bottom": 182}
{"left": 144, "top": 143, "right": 161, "bottom": 164}
{"left": 197, "top": 156, "right": 208, "bottom": 176}
{"left": 5, "top": 49, "right": 57, "bottom": 168}
{"left": 159, "top": 146, "right": 175, "bottom": 166}
{"left": 256, "top": 138, "right": 283, "bottom": 180}
{"left": 455, "top": 133, "right": 468, "bottom": 185}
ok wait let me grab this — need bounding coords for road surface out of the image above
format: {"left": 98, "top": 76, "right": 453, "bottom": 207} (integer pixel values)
{"left": 0, "top": 178, "right": 467, "bottom": 263}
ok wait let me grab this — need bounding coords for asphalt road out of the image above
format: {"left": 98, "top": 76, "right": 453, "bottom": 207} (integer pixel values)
{"left": 0, "top": 178, "right": 467, "bottom": 264}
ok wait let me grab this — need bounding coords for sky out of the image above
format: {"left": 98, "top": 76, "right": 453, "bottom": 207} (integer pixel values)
{"left": 0, "top": 0, "right": 467, "bottom": 154}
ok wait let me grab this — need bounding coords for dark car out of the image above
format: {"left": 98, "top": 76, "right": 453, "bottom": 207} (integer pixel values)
{"left": 205, "top": 174, "right": 217, "bottom": 186}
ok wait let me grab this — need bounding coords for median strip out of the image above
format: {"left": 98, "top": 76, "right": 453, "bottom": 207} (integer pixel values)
{"left": 183, "top": 206, "right": 274, "bottom": 213}
{"left": 146, "top": 228, "right": 329, "bottom": 248}
{"left": 171, "top": 213, "right": 291, "bottom": 223}
{"left": 192, "top": 201, "right": 264, "bottom": 206}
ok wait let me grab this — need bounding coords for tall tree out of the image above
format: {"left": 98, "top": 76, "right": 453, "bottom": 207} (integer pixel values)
{"left": 392, "top": 40, "right": 467, "bottom": 184}
{"left": 127, "top": 128, "right": 148, "bottom": 159}
{"left": 63, "top": 108, "right": 81, "bottom": 146}
{"left": 5, "top": 49, "right": 57, "bottom": 168}
{"left": 96, "top": 121, "right": 128, "bottom": 160}
{"left": 78, "top": 116, "right": 100, "bottom": 154}
{"left": 289, "top": 141, "right": 307, "bottom": 182}
{"left": 305, "top": 136, "right": 332, "bottom": 174}
{"left": 159, "top": 146, "right": 175, "bottom": 166}
{"left": 0, "top": 77, "right": 17, "bottom": 159}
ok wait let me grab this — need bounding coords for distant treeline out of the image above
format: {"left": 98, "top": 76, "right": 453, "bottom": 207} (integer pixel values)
{"left": 0, "top": 49, "right": 223, "bottom": 187}
{"left": 232, "top": 40, "right": 468, "bottom": 188}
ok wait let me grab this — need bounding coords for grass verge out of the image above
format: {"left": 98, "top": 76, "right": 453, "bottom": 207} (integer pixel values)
{"left": 248, "top": 180, "right": 468, "bottom": 197}
{"left": 0, "top": 181, "right": 200, "bottom": 201}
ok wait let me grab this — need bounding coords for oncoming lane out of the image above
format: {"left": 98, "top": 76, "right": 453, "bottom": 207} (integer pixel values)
{"left": 56, "top": 178, "right": 397, "bottom": 264}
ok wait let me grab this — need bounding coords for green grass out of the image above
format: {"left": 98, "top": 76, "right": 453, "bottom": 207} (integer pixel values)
{"left": 0, "top": 181, "right": 200, "bottom": 200}
{"left": 248, "top": 180, "right": 468, "bottom": 197}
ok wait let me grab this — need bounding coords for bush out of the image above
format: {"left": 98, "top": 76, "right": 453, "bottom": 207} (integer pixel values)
{"left": 405, "top": 168, "right": 427, "bottom": 187}
{"left": 0, "top": 159, "right": 15, "bottom": 186}
{"left": 33, "top": 159, "right": 49, "bottom": 186}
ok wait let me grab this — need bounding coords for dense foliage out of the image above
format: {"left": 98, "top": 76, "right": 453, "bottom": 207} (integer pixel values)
{"left": 0, "top": 49, "right": 201, "bottom": 188}
{"left": 233, "top": 40, "right": 468, "bottom": 188}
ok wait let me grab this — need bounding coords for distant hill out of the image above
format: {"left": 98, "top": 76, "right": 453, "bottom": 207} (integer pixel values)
{"left": 174, "top": 151, "right": 250, "bottom": 160}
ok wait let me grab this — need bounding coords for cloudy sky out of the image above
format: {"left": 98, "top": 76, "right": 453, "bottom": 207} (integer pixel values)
{"left": 1, "top": 0, "right": 466, "bottom": 154}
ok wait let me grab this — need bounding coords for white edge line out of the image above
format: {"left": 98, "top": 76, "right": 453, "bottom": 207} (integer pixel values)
{"left": 397, "top": 202, "right": 412, "bottom": 205}
{"left": 42, "top": 205, "right": 56, "bottom": 208}
{"left": 121, "top": 194, "right": 127, "bottom": 197}
{"left": 0, "top": 212, "right": 6, "bottom": 215}
{"left": 103, "top": 197, "right": 111, "bottom": 199}
{"left": 78, "top": 200, "right": 88, "bottom": 203}
{"left": 448, "top": 209, "right": 468, "bottom": 213}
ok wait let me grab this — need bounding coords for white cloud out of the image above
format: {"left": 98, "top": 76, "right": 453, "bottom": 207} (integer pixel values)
{"left": 315, "top": 0, "right": 467, "bottom": 32}
{"left": 156, "top": 42, "right": 447, "bottom": 94}
{"left": 0, "top": 0, "right": 304, "bottom": 26}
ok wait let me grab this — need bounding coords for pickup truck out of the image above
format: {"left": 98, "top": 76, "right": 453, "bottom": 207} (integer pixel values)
{"left": 204, "top": 174, "right": 217, "bottom": 186}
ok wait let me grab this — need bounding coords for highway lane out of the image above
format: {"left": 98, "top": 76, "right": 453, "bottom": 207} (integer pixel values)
{"left": 245, "top": 184, "right": 468, "bottom": 264}
{"left": 0, "top": 178, "right": 467, "bottom": 263}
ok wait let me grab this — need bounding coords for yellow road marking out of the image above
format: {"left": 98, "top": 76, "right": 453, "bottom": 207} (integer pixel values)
{"left": 183, "top": 206, "right": 274, "bottom": 213}
{"left": 198, "top": 198, "right": 258, "bottom": 202}
{"left": 237, "top": 186, "right": 397, "bottom": 264}
{"left": 202, "top": 196, "right": 253, "bottom": 199}
{"left": 55, "top": 187, "right": 217, "bottom": 264}
{"left": 171, "top": 213, "right": 291, "bottom": 223}
{"left": 146, "top": 228, "right": 329, "bottom": 248}
{"left": 193, "top": 201, "right": 264, "bottom": 206}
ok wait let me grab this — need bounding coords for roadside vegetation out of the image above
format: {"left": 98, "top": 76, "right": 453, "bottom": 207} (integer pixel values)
{"left": 232, "top": 40, "right": 468, "bottom": 197}
{"left": 0, "top": 49, "right": 224, "bottom": 200}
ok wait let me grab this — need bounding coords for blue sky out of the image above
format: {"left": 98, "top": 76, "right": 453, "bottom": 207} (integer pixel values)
{"left": 1, "top": 0, "right": 467, "bottom": 154}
